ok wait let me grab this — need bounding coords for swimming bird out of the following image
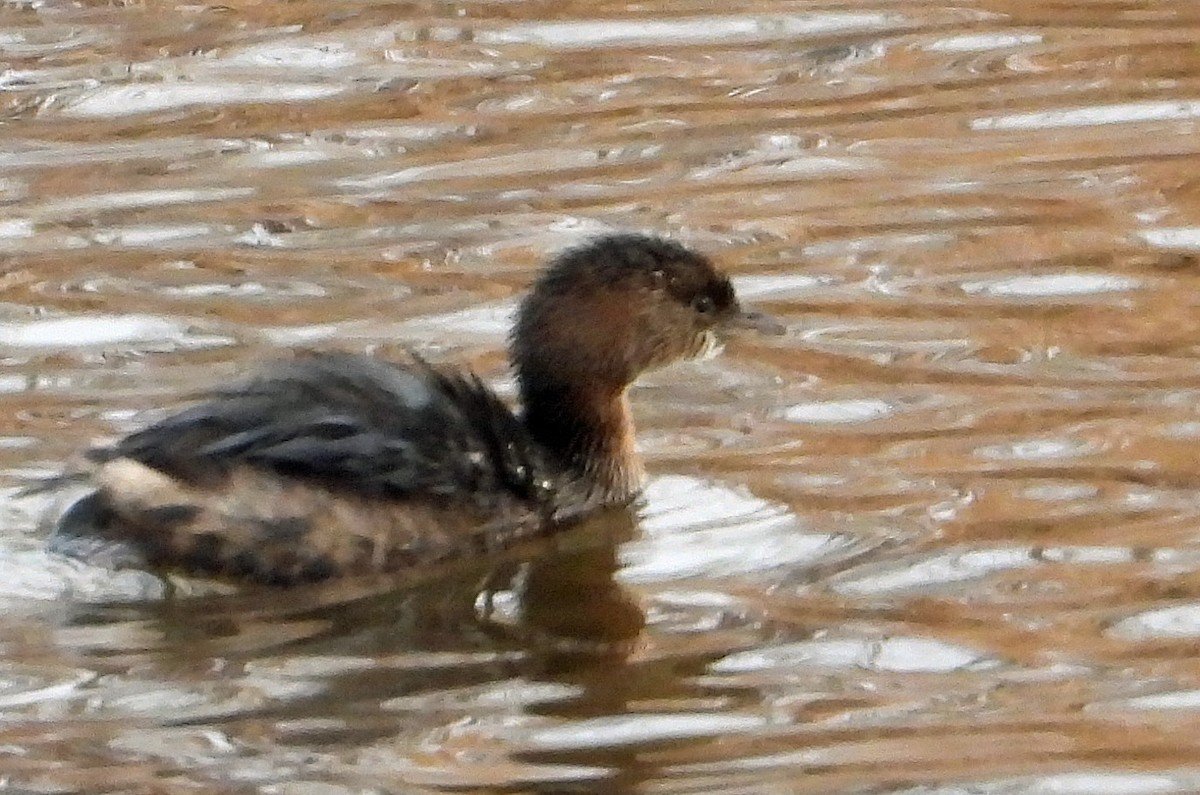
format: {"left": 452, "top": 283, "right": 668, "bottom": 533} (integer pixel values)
{"left": 44, "top": 234, "right": 783, "bottom": 585}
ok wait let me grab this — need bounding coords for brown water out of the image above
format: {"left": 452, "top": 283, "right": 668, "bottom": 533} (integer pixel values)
{"left": 4, "top": 0, "right": 1200, "bottom": 792}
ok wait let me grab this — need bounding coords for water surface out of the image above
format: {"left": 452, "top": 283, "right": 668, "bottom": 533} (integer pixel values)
{"left": 4, "top": 0, "right": 1200, "bottom": 792}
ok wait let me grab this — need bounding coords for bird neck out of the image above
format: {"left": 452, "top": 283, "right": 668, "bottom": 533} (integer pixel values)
{"left": 518, "top": 373, "right": 644, "bottom": 505}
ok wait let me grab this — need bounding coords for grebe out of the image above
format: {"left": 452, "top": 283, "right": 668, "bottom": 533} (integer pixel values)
{"left": 46, "top": 234, "right": 783, "bottom": 584}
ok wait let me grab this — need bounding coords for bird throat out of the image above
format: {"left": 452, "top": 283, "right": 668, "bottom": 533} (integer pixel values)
{"left": 520, "top": 381, "right": 644, "bottom": 506}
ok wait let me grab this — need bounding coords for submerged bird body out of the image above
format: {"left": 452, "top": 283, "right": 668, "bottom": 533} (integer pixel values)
{"left": 46, "top": 234, "right": 781, "bottom": 584}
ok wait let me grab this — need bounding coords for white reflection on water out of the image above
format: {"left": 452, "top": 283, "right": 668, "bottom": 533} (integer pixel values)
{"left": 961, "top": 273, "right": 1140, "bottom": 298}
{"left": 340, "top": 149, "right": 607, "bottom": 190}
{"left": 1139, "top": 227, "right": 1200, "bottom": 250}
{"left": 28, "top": 188, "right": 255, "bottom": 219}
{"left": 162, "top": 281, "right": 328, "bottom": 300}
{"left": 520, "top": 712, "right": 767, "bottom": 751}
{"left": 0, "top": 219, "right": 34, "bottom": 239}
{"left": 239, "top": 148, "right": 334, "bottom": 168}
{"left": 622, "top": 475, "right": 846, "bottom": 582}
{"left": 107, "top": 728, "right": 240, "bottom": 770}
{"left": 802, "top": 231, "right": 955, "bottom": 257}
{"left": 925, "top": 32, "right": 1042, "bottom": 53}
{"left": 975, "top": 438, "right": 1099, "bottom": 462}
{"left": 0, "top": 140, "right": 242, "bottom": 169}
{"left": 690, "top": 153, "right": 869, "bottom": 180}
{"left": 259, "top": 300, "right": 513, "bottom": 346}
{"left": 225, "top": 40, "right": 364, "bottom": 70}
{"left": 1107, "top": 603, "right": 1200, "bottom": 641}
{"left": 710, "top": 636, "right": 989, "bottom": 674}
{"left": 0, "top": 315, "right": 229, "bottom": 349}
{"left": 400, "top": 301, "right": 516, "bottom": 339}
{"left": 1101, "top": 689, "right": 1200, "bottom": 712}
{"left": 1020, "top": 483, "right": 1100, "bottom": 502}
{"left": 783, "top": 398, "right": 895, "bottom": 424}
{"left": 382, "top": 679, "right": 582, "bottom": 712}
{"left": 832, "top": 548, "right": 1035, "bottom": 596}
{"left": 53, "top": 83, "right": 345, "bottom": 118}
{"left": 972, "top": 100, "right": 1200, "bottom": 130}
{"left": 0, "top": 28, "right": 113, "bottom": 58}
{"left": 92, "top": 224, "right": 225, "bottom": 247}
{"left": 360, "top": 741, "right": 610, "bottom": 790}
{"left": 478, "top": 13, "right": 900, "bottom": 49}
{"left": 0, "top": 546, "right": 166, "bottom": 603}
{"left": 1036, "top": 546, "right": 1134, "bottom": 565}
{"left": 732, "top": 273, "right": 827, "bottom": 298}
{"left": 0, "top": 662, "right": 94, "bottom": 709}
{"left": 258, "top": 322, "right": 349, "bottom": 346}
{"left": 891, "top": 771, "right": 1191, "bottom": 795}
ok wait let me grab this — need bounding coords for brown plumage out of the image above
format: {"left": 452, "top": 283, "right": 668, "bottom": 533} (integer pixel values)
{"left": 43, "top": 233, "right": 784, "bottom": 585}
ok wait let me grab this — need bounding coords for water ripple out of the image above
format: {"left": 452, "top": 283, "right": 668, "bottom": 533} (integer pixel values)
{"left": 3, "top": 2, "right": 1200, "bottom": 793}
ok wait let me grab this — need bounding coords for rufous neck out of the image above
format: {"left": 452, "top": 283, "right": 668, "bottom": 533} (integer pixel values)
{"left": 518, "top": 376, "right": 644, "bottom": 505}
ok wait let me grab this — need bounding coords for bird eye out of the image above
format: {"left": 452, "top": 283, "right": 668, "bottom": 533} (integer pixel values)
{"left": 650, "top": 269, "right": 667, "bottom": 288}
{"left": 692, "top": 295, "right": 715, "bottom": 314}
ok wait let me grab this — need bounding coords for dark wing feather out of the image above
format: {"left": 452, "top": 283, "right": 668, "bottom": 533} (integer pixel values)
{"left": 92, "top": 352, "right": 551, "bottom": 504}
